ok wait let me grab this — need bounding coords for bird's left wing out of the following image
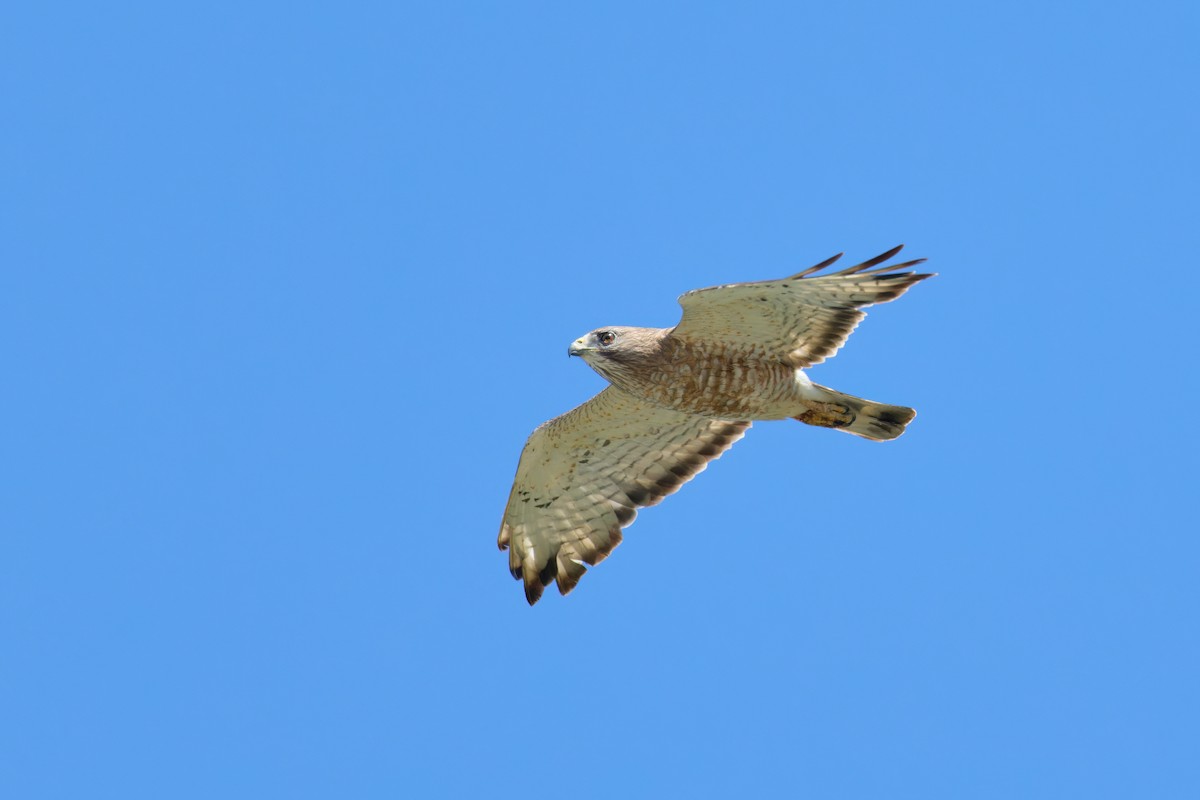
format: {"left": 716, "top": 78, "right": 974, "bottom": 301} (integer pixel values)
{"left": 671, "top": 245, "right": 933, "bottom": 368}
{"left": 498, "top": 386, "right": 749, "bottom": 604}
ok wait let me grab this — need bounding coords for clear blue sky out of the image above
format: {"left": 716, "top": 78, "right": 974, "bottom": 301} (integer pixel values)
{"left": 2, "top": 2, "right": 1197, "bottom": 797}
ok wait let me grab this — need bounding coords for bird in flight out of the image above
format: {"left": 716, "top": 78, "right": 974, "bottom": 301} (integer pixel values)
{"left": 498, "top": 245, "right": 933, "bottom": 604}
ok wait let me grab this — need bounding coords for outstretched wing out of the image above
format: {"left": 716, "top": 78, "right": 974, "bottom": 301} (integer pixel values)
{"left": 671, "top": 245, "right": 934, "bottom": 368}
{"left": 498, "top": 387, "right": 749, "bottom": 604}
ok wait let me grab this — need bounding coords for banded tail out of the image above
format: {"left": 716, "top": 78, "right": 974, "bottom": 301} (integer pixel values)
{"left": 793, "top": 383, "right": 916, "bottom": 441}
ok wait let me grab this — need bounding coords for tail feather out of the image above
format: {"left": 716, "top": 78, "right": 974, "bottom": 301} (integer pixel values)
{"left": 793, "top": 383, "right": 916, "bottom": 441}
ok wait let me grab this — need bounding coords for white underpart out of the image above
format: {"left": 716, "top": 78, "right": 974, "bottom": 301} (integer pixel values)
{"left": 794, "top": 368, "right": 823, "bottom": 400}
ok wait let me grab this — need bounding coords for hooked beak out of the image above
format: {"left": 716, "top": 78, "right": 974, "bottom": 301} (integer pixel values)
{"left": 568, "top": 339, "right": 592, "bottom": 357}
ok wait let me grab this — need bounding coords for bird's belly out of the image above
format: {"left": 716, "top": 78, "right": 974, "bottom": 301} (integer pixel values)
{"left": 640, "top": 360, "right": 801, "bottom": 420}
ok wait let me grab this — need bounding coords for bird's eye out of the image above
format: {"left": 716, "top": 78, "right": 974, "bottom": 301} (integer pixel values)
{"left": 597, "top": 331, "right": 616, "bottom": 346}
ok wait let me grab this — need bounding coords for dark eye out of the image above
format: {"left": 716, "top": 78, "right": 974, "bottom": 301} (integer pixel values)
{"left": 597, "top": 331, "right": 616, "bottom": 346}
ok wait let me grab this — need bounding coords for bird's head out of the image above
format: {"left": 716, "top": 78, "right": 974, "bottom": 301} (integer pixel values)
{"left": 568, "top": 326, "right": 665, "bottom": 384}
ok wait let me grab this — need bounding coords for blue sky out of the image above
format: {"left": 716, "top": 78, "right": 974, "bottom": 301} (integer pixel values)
{"left": 2, "top": 2, "right": 1197, "bottom": 797}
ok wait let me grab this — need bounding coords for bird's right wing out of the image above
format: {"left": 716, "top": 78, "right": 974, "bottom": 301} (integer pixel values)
{"left": 671, "top": 245, "right": 933, "bottom": 368}
{"left": 498, "top": 387, "right": 749, "bottom": 604}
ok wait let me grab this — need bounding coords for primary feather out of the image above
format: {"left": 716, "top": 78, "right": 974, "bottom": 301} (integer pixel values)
{"left": 672, "top": 246, "right": 933, "bottom": 368}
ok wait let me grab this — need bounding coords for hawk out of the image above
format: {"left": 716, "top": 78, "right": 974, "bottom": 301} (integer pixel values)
{"left": 498, "top": 245, "right": 933, "bottom": 604}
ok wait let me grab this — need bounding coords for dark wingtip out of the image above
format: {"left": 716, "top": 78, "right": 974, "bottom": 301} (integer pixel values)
{"left": 877, "top": 257, "right": 927, "bottom": 271}
{"left": 791, "top": 252, "right": 844, "bottom": 279}
{"left": 841, "top": 244, "right": 905, "bottom": 275}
